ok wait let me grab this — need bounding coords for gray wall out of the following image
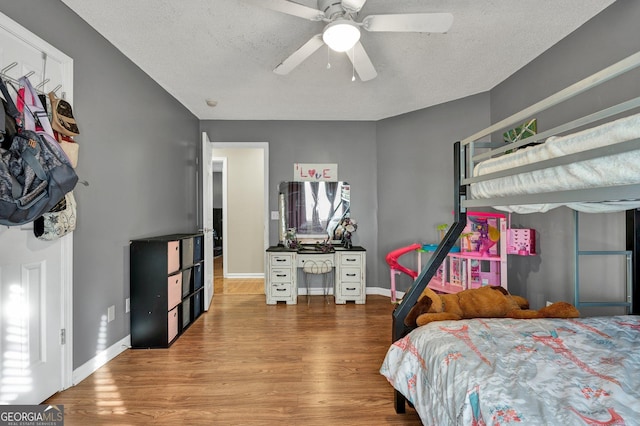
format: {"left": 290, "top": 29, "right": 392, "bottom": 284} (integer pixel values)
{"left": 0, "top": 1, "right": 199, "bottom": 368}
{"left": 490, "top": 0, "right": 640, "bottom": 313}
{"left": 200, "top": 121, "right": 379, "bottom": 284}
{"left": 375, "top": 94, "right": 491, "bottom": 295}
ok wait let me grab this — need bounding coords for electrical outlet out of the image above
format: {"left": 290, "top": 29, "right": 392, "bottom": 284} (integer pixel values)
{"left": 271, "top": 211, "right": 279, "bottom": 220}
{"left": 108, "top": 305, "right": 115, "bottom": 322}
{"left": 125, "top": 298, "right": 130, "bottom": 313}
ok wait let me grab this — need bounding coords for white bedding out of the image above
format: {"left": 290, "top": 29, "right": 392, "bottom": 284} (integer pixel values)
{"left": 470, "top": 113, "right": 640, "bottom": 213}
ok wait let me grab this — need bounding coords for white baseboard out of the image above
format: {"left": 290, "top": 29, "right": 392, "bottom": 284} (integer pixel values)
{"left": 72, "top": 335, "right": 131, "bottom": 386}
{"left": 366, "top": 286, "right": 405, "bottom": 299}
{"left": 298, "top": 287, "right": 405, "bottom": 299}
{"left": 225, "top": 273, "right": 265, "bottom": 279}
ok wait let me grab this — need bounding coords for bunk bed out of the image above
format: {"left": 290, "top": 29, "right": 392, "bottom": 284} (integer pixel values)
{"left": 382, "top": 51, "right": 640, "bottom": 424}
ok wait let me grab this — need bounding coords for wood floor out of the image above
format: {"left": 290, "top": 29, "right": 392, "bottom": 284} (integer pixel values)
{"left": 213, "top": 256, "right": 264, "bottom": 295}
{"left": 45, "top": 257, "right": 422, "bottom": 425}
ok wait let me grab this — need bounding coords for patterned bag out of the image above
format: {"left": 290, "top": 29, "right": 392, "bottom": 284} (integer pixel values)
{"left": 48, "top": 91, "right": 79, "bottom": 136}
{"left": 0, "top": 77, "right": 78, "bottom": 226}
{"left": 33, "top": 191, "right": 76, "bottom": 240}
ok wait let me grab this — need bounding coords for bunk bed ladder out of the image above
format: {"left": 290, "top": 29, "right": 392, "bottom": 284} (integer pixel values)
{"left": 392, "top": 142, "right": 467, "bottom": 414}
{"left": 626, "top": 209, "right": 639, "bottom": 314}
{"left": 573, "top": 211, "right": 633, "bottom": 313}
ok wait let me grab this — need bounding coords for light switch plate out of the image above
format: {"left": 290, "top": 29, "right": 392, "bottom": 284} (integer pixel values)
{"left": 271, "top": 211, "right": 279, "bottom": 220}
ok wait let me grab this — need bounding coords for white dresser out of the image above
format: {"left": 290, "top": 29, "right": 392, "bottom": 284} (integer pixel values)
{"left": 265, "top": 247, "right": 366, "bottom": 305}
{"left": 335, "top": 250, "right": 366, "bottom": 304}
{"left": 265, "top": 250, "right": 297, "bottom": 305}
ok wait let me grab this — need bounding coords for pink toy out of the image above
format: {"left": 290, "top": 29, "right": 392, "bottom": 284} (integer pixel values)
{"left": 386, "top": 243, "right": 421, "bottom": 303}
{"left": 507, "top": 228, "right": 536, "bottom": 255}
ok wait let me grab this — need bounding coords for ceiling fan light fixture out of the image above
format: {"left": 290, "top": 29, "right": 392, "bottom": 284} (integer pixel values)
{"left": 323, "top": 20, "right": 360, "bottom": 52}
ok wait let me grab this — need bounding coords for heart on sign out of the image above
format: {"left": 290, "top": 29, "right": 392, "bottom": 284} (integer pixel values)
{"left": 308, "top": 169, "right": 316, "bottom": 178}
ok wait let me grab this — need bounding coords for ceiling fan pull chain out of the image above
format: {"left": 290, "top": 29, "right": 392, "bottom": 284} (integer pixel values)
{"left": 351, "top": 47, "right": 356, "bottom": 81}
{"left": 326, "top": 45, "right": 331, "bottom": 69}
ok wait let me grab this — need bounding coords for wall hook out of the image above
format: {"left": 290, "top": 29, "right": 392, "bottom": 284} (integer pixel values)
{"left": 1, "top": 62, "right": 18, "bottom": 75}
{"left": 36, "top": 78, "right": 50, "bottom": 90}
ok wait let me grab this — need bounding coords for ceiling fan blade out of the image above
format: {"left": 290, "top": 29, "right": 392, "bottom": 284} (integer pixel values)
{"left": 362, "top": 12, "right": 453, "bottom": 33}
{"left": 243, "top": 0, "right": 324, "bottom": 21}
{"left": 341, "top": 0, "right": 368, "bottom": 13}
{"left": 274, "top": 34, "right": 325, "bottom": 75}
{"left": 346, "top": 42, "right": 377, "bottom": 81}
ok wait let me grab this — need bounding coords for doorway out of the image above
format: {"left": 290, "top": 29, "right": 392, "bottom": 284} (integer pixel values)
{"left": 210, "top": 143, "right": 269, "bottom": 295}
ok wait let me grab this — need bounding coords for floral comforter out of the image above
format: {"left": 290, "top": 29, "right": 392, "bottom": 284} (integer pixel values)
{"left": 380, "top": 316, "right": 640, "bottom": 425}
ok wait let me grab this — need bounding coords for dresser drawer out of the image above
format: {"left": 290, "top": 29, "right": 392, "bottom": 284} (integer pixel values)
{"left": 167, "top": 241, "right": 180, "bottom": 274}
{"left": 271, "top": 268, "right": 293, "bottom": 282}
{"left": 339, "top": 253, "right": 362, "bottom": 267}
{"left": 339, "top": 282, "right": 362, "bottom": 297}
{"left": 269, "top": 282, "right": 292, "bottom": 297}
{"left": 270, "top": 254, "right": 293, "bottom": 267}
{"left": 167, "top": 307, "right": 179, "bottom": 343}
{"left": 167, "top": 273, "right": 182, "bottom": 310}
{"left": 340, "top": 267, "right": 361, "bottom": 282}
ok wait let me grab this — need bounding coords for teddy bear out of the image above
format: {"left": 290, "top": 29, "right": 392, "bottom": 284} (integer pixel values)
{"left": 404, "top": 285, "right": 580, "bottom": 327}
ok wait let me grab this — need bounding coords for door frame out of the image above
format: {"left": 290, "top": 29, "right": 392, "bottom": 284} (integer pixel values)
{"left": 212, "top": 157, "right": 227, "bottom": 276}
{"left": 209, "top": 141, "right": 270, "bottom": 273}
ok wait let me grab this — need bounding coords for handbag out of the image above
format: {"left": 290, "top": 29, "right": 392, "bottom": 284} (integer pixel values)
{"left": 48, "top": 91, "right": 79, "bottom": 136}
{"left": 0, "top": 99, "right": 18, "bottom": 149}
{"left": 34, "top": 191, "right": 76, "bottom": 240}
{"left": 0, "top": 77, "right": 78, "bottom": 226}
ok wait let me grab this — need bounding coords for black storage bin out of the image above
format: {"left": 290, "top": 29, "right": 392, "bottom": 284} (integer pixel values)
{"left": 193, "top": 235, "right": 204, "bottom": 263}
{"left": 193, "top": 263, "right": 203, "bottom": 291}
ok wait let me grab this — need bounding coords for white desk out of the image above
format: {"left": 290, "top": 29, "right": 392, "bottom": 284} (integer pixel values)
{"left": 265, "top": 247, "right": 366, "bottom": 305}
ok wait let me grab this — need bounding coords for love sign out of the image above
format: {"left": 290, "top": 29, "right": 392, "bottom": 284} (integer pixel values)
{"left": 293, "top": 163, "right": 338, "bottom": 182}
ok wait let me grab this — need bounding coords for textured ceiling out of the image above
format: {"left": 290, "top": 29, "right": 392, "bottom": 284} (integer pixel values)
{"left": 61, "top": 0, "right": 616, "bottom": 121}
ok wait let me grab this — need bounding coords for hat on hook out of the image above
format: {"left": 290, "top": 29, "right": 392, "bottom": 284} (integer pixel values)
{"left": 48, "top": 91, "right": 79, "bottom": 136}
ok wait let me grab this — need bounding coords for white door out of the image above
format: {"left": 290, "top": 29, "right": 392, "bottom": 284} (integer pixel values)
{"left": 201, "top": 132, "right": 214, "bottom": 310}
{"left": 0, "top": 11, "right": 74, "bottom": 403}
{"left": 0, "top": 229, "right": 69, "bottom": 404}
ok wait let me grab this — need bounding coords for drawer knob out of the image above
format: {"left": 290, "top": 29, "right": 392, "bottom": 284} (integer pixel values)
{"left": 276, "top": 274, "right": 287, "bottom": 277}
{"left": 346, "top": 273, "right": 357, "bottom": 277}
{"left": 346, "top": 287, "right": 356, "bottom": 291}
{"left": 276, "top": 288, "right": 286, "bottom": 292}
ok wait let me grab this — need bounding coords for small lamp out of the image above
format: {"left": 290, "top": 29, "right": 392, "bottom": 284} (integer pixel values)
{"left": 323, "top": 19, "right": 361, "bottom": 52}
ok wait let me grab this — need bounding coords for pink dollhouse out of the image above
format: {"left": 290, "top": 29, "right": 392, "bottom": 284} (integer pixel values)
{"left": 429, "top": 212, "right": 507, "bottom": 293}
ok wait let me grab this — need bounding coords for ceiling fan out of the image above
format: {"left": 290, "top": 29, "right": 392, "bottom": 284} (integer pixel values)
{"left": 244, "top": 0, "right": 453, "bottom": 81}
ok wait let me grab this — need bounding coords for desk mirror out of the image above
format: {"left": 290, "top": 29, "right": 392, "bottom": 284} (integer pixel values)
{"left": 279, "top": 181, "right": 350, "bottom": 242}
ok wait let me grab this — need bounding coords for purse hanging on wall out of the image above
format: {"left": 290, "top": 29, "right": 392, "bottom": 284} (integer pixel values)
{"left": 0, "top": 77, "right": 77, "bottom": 226}
{"left": 16, "top": 77, "right": 79, "bottom": 238}
{"left": 48, "top": 91, "right": 79, "bottom": 136}
{"left": 34, "top": 191, "right": 76, "bottom": 240}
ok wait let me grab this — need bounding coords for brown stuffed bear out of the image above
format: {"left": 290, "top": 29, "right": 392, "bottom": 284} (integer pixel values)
{"left": 405, "top": 285, "right": 580, "bottom": 327}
